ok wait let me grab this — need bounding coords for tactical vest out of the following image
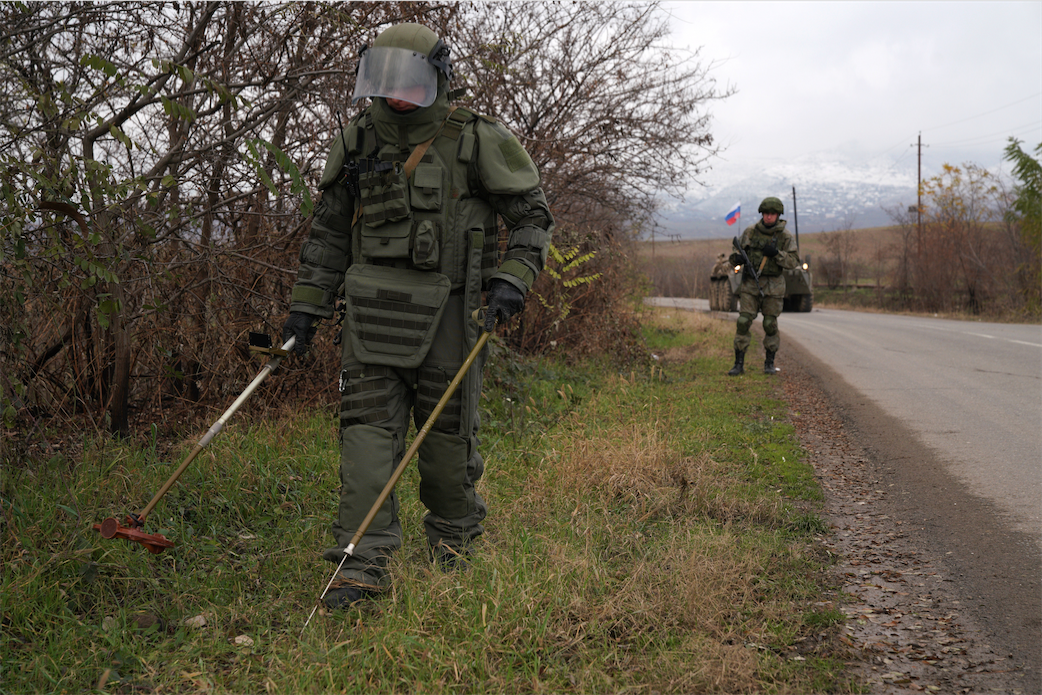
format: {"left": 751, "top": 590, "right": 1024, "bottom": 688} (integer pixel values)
{"left": 323, "top": 107, "right": 502, "bottom": 289}
{"left": 314, "top": 106, "right": 503, "bottom": 368}
{"left": 744, "top": 221, "right": 788, "bottom": 277}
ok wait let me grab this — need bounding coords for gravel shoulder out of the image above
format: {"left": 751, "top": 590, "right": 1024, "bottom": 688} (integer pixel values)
{"left": 779, "top": 337, "right": 1040, "bottom": 694}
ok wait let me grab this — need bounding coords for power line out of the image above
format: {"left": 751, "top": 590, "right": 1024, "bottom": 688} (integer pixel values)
{"left": 865, "top": 94, "right": 1041, "bottom": 165}
{"left": 923, "top": 92, "right": 1042, "bottom": 132}
{"left": 931, "top": 120, "right": 1042, "bottom": 148}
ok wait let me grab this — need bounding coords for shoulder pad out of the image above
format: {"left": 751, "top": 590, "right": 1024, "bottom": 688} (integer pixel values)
{"left": 475, "top": 119, "right": 540, "bottom": 194}
{"left": 317, "top": 132, "right": 346, "bottom": 191}
{"left": 450, "top": 105, "right": 498, "bottom": 125}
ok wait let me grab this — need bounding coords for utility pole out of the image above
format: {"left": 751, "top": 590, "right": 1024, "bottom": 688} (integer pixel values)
{"left": 917, "top": 132, "right": 922, "bottom": 259}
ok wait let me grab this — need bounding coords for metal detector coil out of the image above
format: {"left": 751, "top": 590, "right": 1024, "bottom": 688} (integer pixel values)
{"left": 93, "top": 516, "right": 174, "bottom": 554}
{"left": 92, "top": 335, "right": 296, "bottom": 554}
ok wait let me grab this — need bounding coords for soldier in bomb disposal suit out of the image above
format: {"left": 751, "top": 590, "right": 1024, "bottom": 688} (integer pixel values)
{"left": 281, "top": 23, "right": 554, "bottom": 608}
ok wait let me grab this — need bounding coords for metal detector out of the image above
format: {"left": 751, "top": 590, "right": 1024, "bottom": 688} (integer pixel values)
{"left": 92, "top": 334, "right": 296, "bottom": 553}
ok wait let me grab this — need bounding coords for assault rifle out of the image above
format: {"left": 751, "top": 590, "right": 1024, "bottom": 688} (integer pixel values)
{"left": 732, "top": 236, "right": 764, "bottom": 298}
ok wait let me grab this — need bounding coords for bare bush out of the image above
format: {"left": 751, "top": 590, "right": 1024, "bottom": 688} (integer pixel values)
{"left": 883, "top": 163, "right": 1026, "bottom": 315}
{"left": 452, "top": 2, "right": 729, "bottom": 362}
{"left": 453, "top": 1, "right": 728, "bottom": 231}
{"left": 1, "top": 2, "right": 454, "bottom": 435}
{"left": 1, "top": 1, "right": 729, "bottom": 439}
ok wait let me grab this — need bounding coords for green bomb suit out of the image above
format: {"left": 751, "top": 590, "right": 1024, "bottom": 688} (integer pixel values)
{"left": 288, "top": 93, "right": 554, "bottom": 590}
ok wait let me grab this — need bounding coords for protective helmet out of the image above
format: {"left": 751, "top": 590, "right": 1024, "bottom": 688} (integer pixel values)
{"left": 758, "top": 197, "right": 784, "bottom": 215}
{"left": 352, "top": 24, "right": 453, "bottom": 108}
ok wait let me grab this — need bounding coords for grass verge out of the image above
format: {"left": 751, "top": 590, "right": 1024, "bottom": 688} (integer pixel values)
{"left": 2, "top": 307, "right": 856, "bottom": 693}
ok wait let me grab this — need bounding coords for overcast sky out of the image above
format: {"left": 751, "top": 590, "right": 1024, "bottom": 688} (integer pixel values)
{"left": 658, "top": 0, "right": 1042, "bottom": 191}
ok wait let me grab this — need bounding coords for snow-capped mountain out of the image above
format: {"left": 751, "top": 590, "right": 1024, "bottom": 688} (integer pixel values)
{"left": 656, "top": 153, "right": 920, "bottom": 239}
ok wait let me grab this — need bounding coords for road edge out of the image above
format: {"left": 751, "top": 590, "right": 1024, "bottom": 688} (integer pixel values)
{"left": 781, "top": 333, "right": 1041, "bottom": 689}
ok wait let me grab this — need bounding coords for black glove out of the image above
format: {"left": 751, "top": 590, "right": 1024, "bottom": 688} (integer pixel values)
{"left": 484, "top": 279, "right": 525, "bottom": 332}
{"left": 282, "top": 312, "right": 317, "bottom": 356}
{"left": 728, "top": 252, "right": 742, "bottom": 267}
{"left": 762, "top": 241, "right": 779, "bottom": 258}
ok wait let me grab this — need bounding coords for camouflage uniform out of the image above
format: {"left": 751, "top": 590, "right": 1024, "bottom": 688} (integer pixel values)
{"left": 284, "top": 24, "right": 554, "bottom": 593}
{"left": 728, "top": 197, "right": 800, "bottom": 374}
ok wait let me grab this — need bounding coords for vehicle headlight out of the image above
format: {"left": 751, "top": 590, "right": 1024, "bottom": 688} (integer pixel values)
{"left": 733, "top": 265, "right": 742, "bottom": 273}
{"left": 802, "top": 263, "right": 809, "bottom": 270}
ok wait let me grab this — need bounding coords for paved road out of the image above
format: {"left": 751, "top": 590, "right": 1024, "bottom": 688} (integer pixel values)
{"left": 648, "top": 297, "right": 1042, "bottom": 544}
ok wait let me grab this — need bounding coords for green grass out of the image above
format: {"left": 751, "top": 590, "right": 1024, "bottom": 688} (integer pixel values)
{"left": 2, "top": 308, "right": 857, "bottom": 693}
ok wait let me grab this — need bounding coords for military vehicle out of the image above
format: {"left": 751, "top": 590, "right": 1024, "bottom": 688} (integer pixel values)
{"left": 708, "top": 187, "right": 813, "bottom": 313}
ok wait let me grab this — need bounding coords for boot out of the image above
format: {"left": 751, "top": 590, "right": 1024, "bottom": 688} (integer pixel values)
{"left": 727, "top": 349, "right": 745, "bottom": 376}
{"left": 764, "top": 350, "right": 778, "bottom": 374}
{"left": 323, "top": 584, "right": 378, "bottom": 610}
{"left": 430, "top": 542, "right": 473, "bottom": 573}
{"left": 322, "top": 574, "right": 381, "bottom": 610}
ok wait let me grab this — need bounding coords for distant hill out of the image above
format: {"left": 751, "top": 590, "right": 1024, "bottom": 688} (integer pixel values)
{"left": 653, "top": 153, "right": 918, "bottom": 240}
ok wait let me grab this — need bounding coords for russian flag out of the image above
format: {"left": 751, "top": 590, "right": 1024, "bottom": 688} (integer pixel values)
{"left": 724, "top": 202, "right": 741, "bottom": 226}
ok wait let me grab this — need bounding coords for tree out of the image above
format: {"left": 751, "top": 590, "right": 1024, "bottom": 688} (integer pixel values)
{"left": 454, "top": 1, "right": 728, "bottom": 235}
{"left": 450, "top": 1, "right": 731, "bottom": 357}
{"left": 2, "top": 1, "right": 731, "bottom": 438}
{"left": 1, "top": 2, "right": 451, "bottom": 434}
{"left": 819, "top": 217, "right": 860, "bottom": 290}
{"left": 1003, "top": 138, "right": 1042, "bottom": 313}
{"left": 886, "top": 162, "right": 1022, "bottom": 314}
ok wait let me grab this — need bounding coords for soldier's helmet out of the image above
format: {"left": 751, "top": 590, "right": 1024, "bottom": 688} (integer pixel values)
{"left": 758, "top": 197, "right": 785, "bottom": 215}
{"left": 353, "top": 24, "right": 453, "bottom": 108}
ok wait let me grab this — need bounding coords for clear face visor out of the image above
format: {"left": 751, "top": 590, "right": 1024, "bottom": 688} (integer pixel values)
{"left": 352, "top": 46, "right": 439, "bottom": 108}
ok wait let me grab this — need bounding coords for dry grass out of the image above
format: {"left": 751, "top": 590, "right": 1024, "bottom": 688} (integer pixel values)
{"left": 2, "top": 308, "right": 851, "bottom": 693}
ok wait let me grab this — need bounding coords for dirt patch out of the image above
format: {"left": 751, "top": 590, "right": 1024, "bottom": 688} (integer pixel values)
{"left": 779, "top": 342, "right": 1040, "bottom": 694}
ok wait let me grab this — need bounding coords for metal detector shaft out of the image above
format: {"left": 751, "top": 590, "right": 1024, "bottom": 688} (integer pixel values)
{"left": 134, "top": 335, "right": 296, "bottom": 525}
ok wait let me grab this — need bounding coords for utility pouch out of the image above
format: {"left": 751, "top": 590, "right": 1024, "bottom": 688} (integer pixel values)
{"left": 343, "top": 264, "right": 450, "bottom": 368}
{"left": 360, "top": 216, "right": 412, "bottom": 260}
{"left": 411, "top": 219, "right": 440, "bottom": 270}
{"left": 359, "top": 162, "right": 410, "bottom": 228}
{"left": 410, "top": 163, "right": 443, "bottom": 212}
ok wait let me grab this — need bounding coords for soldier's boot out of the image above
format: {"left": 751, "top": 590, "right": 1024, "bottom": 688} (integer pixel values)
{"left": 764, "top": 350, "right": 778, "bottom": 374}
{"left": 323, "top": 582, "right": 380, "bottom": 610}
{"left": 727, "top": 349, "right": 745, "bottom": 376}
{"left": 430, "top": 542, "right": 473, "bottom": 573}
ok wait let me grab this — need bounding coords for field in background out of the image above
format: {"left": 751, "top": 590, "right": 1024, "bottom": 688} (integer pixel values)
{"left": 638, "top": 226, "right": 898, "bottom": 267}
{"left": 635, "top": 226, "right": 902, "bottom": 300}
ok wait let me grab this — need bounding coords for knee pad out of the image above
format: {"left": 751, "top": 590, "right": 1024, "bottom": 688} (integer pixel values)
{"left": 417, "top": 430, "right": 475, "bottom": 520}
{"left": 762, "top": 314, "right": 779, "bottom": 336}
{"left": 736, "top": 313, "right": 754, "bottom": 334}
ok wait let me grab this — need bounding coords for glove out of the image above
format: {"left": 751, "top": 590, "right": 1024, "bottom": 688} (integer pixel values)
{"left": 282, "top": 312, "right": 317, "bottom": 356}
{"left": 484, "top": 279, "right": 525, "bottom": 332}
{"left": 762, "top": 241, "right": 779, "bottom": 258}
{"left": 728, "top": 252, "right": 742, "bottom": 267}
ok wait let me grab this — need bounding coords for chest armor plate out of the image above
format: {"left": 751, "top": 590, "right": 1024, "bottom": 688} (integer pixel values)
{"left": 348, "top": 123, "right": 498, "bottom": 287}
{"left": 747, "top": 229, "right": 782, "bottom": 277}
